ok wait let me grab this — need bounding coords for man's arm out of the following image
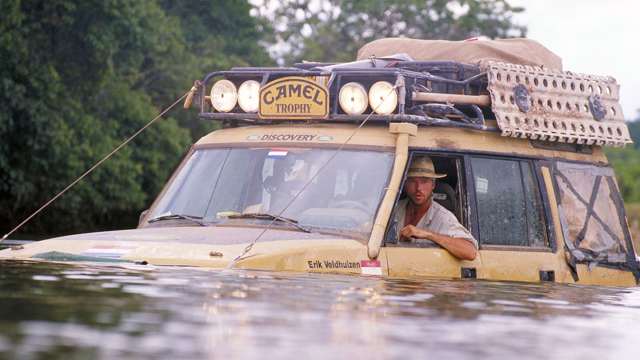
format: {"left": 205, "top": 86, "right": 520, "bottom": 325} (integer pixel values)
{"left": 400, "top": 225, "right": 477, "bottom": 261}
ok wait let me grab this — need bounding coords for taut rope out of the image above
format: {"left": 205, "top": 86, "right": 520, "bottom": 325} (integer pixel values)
{"left": 2, "top": 88, "right": 195, "bottom": 241}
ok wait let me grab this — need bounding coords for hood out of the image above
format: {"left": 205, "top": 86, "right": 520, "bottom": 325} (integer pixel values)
{"left": 46, "top": 225, "right": 346, "bottom": 245}
{"left": 0, "top": 226, "right": 368, "bottom": 270}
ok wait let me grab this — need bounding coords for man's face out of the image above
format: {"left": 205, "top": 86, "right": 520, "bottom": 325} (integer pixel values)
{"left": 405, "top": 176, "right": 435, "bottom": 206}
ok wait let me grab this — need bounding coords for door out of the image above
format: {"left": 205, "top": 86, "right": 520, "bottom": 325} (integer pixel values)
{"left": 469, "top": 156, "right": 558, "bottom": 282}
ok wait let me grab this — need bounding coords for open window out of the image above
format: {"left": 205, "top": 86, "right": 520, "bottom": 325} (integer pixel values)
{"left": 469, "top": 156, "right": 550, "bottom": 249}
{"left": 385, "top": 152, "right": 469, "bottom": 246}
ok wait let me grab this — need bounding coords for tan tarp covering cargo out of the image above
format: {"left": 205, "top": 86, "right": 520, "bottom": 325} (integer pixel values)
{"left": 357, "top": 38, "right": 563, "bottom": 71}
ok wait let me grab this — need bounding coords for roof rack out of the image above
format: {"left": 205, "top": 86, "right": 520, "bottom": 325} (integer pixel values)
{"left": 192, "top": 57, "right": 631, "bottom": 147}
{"left": 197, "top": 59, "right": 491, "bottom": 129}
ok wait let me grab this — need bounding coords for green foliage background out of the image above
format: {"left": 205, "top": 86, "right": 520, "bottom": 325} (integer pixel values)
{"left": 12, "top": 1, "right": 637, "bottom": 240}
{"left": 0, "top": 0, "right": 272, "bottom": 237}
{"left": 255, "top": 0, "right": 525, "bottom": 64}
{"left": 605, "top": 114, "right": 640, "bottom": 202}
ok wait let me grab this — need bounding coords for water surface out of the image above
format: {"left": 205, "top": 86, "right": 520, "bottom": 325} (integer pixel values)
{"left": 1, "top": 260, "right": 639, "bottom": 359}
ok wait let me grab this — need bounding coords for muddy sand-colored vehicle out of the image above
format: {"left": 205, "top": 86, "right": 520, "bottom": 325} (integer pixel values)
{"left": 2, "top": 38, "right": 638, "bottom": 286}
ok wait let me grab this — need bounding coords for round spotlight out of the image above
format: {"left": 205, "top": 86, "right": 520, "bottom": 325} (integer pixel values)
{"left": 238, "top": 80, "right": 261, "bottom": 113}
{"left": 368, "top": 81, "right": 397, "bottom": 115}
{"left": 210, "top": 79, "right": 237, "bottom": 112}
{"left": 339, "top": 82, "right": 368, "bottom": 115}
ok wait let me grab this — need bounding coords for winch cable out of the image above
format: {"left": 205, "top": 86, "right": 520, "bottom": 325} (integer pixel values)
{"left": 1, "top": 88, "right": 195, "bottom": 242}
{"left": 227, "top": 83, "right": 401, "bottom": 269}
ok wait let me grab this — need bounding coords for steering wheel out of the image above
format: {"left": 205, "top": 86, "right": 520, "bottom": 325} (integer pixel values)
{"left": 331, "top": 200, "right": 371, "bottom": 213}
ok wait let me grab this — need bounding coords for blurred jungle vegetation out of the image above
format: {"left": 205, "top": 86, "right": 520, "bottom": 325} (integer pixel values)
{"left": 2, "top": 0, "right": 638, "bottom": 239}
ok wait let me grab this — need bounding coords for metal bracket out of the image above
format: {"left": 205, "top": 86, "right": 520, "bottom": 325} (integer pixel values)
{"left": 513, "top": 84, "right": 531, "bottom": 113}
{"left": 589, "top": 94, "right": 606, "bottom": 121}
{"left": 539, "top": 270, "right": 555, "bottom": 282}
{"left": 461, "top": 267, "right": 477, "bottom": 279}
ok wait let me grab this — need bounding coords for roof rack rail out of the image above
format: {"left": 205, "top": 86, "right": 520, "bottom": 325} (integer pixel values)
{"left": 196, "top": 60, "right": 489, "bottom": 126}
{"left": 190, "top": 58, "right": 631, "bottom": 147}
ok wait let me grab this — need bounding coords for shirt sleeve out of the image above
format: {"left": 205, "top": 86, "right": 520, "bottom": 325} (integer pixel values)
{"left": 433, "top": 206, "right": 478, "bottom": 249}
{"left": 444, "top": 220, "right": 478, "bottom": 249}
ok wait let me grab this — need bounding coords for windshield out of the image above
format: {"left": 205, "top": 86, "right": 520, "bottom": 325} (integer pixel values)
{"left": 148, "top": 147, "right": 394, "bottom": 238}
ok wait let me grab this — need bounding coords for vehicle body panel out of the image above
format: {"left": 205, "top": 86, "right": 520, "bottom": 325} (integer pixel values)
{"left": 1, "top": 227, "right": 388, "bottom": 275}
{"left": 194, "top": 123, "right": 607, "bottom": 163}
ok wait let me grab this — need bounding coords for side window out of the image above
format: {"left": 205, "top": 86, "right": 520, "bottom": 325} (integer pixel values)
{"left": 470, "top": 157, "right": 548, "bottom": 247}
{"left": 385, "top": 153, "right": 466, "bottom": 246}
{"left": 554, "top": 162, "right": 632, "bottom": 265}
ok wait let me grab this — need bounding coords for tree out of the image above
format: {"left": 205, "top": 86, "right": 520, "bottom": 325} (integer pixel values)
{"left": 627, "top": 111, "right": 640, "bottom": 146}
{"left": 159, "top": 0, "right": 274, "bottom": 139}
{"left": 0, "top": 0, "right": 272, "bottom": 237}
{"left": 606, "top": 110, "right": 640, "bottom": 203}
{"left": 254, "top": 0, "right": 527, "bottom": 64}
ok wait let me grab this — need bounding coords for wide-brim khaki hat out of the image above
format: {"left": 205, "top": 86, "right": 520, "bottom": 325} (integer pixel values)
{"left": 407, "top": 156, "right": 446, "bottom": 178}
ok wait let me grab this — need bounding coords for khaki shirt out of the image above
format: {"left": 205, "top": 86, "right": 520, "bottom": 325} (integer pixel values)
{"left": 395, "top": 199, "right": 478, "bottom": 249}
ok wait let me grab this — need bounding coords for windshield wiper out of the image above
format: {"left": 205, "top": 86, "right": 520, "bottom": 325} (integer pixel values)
{"left": 147, "top": 214, "right": 207, "bottom": 226}
{"left": 227, "top": 213, "right": 312, "bottom": 233}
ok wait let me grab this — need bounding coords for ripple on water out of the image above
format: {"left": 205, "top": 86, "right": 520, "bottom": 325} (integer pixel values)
{"left": 0, "top": 335, "right": 9, "bottom": 352}
{"left": 121, "top": 284, "right": 181, "bottom": 298}
{"left": 100, "top": 282, "right": 120, "bottom": 289}
{"left": 461, "top": 301, "right": 487, "bottom": 310}
{"left": 32, "top": 275, "right": 60, "bottom": 282}
{"left": 63, "top": 274, "right": 98, "bottom": 280}
{"left": 382, "top": 292, "right": 434, "bottom": 304}
{"left": 527, "top": 297, "right": 571, "bottom": 306}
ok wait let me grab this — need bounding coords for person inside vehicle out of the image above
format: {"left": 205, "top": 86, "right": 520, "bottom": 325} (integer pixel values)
{"left": 395, "top": 156, "right": 478, "bottom": 261}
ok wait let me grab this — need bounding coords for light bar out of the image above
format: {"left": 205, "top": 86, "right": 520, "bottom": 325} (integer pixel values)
{"left": 339, "top": 82, "right": 368, "bottom": 115}
{"left": 369, "top": 81, "right": 397, "bottom": 115}
{"left": 238, "top": 80, "right": 260, "bottom": 113}
{"left": 210, "top": 79, "right": 238, "bottom": 112}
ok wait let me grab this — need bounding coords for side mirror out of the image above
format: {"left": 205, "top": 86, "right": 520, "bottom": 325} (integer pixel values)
{"left": 138, "top": 209, "right": 149, "bottom": 227}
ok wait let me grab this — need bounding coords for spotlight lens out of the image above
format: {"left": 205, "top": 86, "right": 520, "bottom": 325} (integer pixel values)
{"left": 237, "top": 80, "right": 261, "bottom": 113}
{"left": 339, "top": 82, "right": 368, "bottom": 115}
{"left": 368, "top": 81, "right": 397, "bottom": 115}
{"left": 210, "top": 79, "right": 237, "bottom": 112}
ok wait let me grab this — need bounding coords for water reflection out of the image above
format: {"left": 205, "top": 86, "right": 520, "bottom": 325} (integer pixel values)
{"left": 1, "top": 260, "right": 639, "bottom": 359}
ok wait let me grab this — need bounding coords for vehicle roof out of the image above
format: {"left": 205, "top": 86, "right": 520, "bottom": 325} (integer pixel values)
{"left": 357, "top": 37, "right": 563, "bottom": 70}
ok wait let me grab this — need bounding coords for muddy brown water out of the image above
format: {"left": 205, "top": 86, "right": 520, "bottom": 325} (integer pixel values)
{"left": 1, "top": 260, "right": 639, "bottom": 359}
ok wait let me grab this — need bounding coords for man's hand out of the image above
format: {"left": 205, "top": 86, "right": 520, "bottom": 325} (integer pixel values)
{"left": 399, "top": 224, "right": 477, "bottom": 261}
{"left": 400, "top": 224, "right": 432, "bottom": 241}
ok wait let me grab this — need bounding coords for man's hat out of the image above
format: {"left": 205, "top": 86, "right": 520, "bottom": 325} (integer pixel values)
{"left": 407, "top": 156, "right": 446, "bottom": 178}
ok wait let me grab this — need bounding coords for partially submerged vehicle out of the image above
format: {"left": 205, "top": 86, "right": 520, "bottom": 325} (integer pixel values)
{"left": 2, "top": 38, "right": 638, "bottom": 286}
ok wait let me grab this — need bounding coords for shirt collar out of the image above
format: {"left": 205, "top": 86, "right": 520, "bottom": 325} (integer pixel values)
{"left": 423, "top": 200, "right": 437, "bottom": 226}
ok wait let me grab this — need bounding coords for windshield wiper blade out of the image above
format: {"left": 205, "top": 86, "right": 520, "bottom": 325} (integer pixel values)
{"left": 227, "top": 213, "right": 312, "bottom": 233}
{"left": 147, "top": 214, "right": 207, "bottom": 226}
